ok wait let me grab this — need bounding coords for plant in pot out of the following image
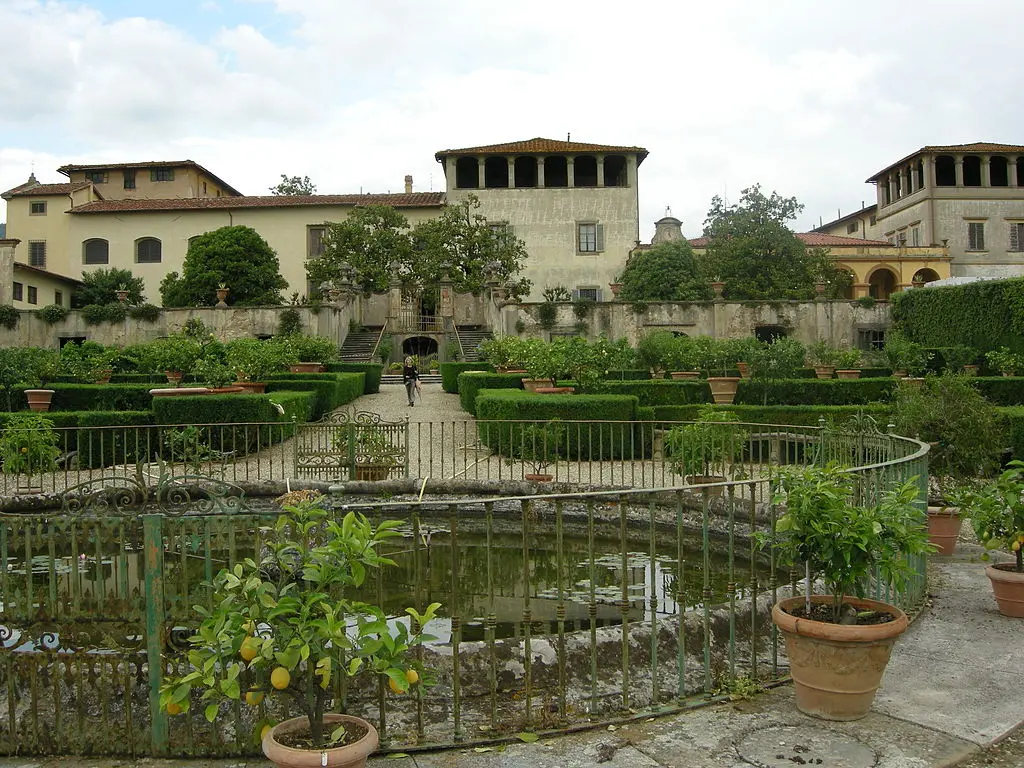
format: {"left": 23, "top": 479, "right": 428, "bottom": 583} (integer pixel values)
{"left": 159, "top": 496, "right": 440, "bottom": 768}
{"left": 746, "top": 337, "right": 804, "bottom": 405}
{"left": 985, "top": 347, "right": 1024, "bottom": 377}
{"left": 666, "top": 335, "right": 702, "bottom": 379}
{"left": 728, "top": 336, "right": 762, "bottom": 380}
{"left": 704, "top": 338, "right": 743, "bottom": 404}
{"left": 635, "top": 331, "right": 676, "bottom": 378}
{"left": 149, "top": 335, "right": 203, "bottom": 386}
{"left": 521, "top": 338, "right": 563, "bottom": 391}
{"left": 955, "top": 462, "right": 1024, "bottom": 617}
{"left": 285, "top": 335, "right": 338, "bottom": 373}
{"left": 509, "top": 419, "right": 566, "bottom": 481}
{"left": 194, "top": 357, "right": 243, "bottom": 394}
{"left": 21, "top": 348, "right": 60, "bottom": 411}
{"left": 333, "top": 424, "right": 402, "bottom": 481}
{"left": 664, "top": 406, "right": 746, "bottom": 490}
{"left": 0, "top": 413, "right": 61, "bottom": 489}
{"left": 764, "top": 464, "right": 933, "bottom": 720}
{"left": 226, "top": 338, "right": 297, "bottom": 393}
{"left": 805, "top": 340, "right": 841, "bottom": 379}
{"left": 58, "top": 340, "right": 117, "bottom": 383}
{"left": 559, "top": 336, "right": 602, "bottom": 393}
{"left": 943, "top": 344, "right": 979, "bottom": 375}
{"left": 833, "top": 347, "right": 863, "bottom": 379}
{"left": 883, "top": 332, "right": 930, "bottom": 378}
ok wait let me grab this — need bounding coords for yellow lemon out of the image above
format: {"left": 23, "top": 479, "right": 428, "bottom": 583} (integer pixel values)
{"left": 245, "top": 690, "right": 264, "bottom": 706}
{"left": 166, "top": 701, "right": 183, "bottom": 716}
{"left": 270, "top": 666, "right": 290, "bottom": 690}
{"left": 240, "top": 636, "right": 259, "bottom": 662}
{"left": 260, "top": 723, "right": 273, "bottom": 741}
{"left": 405, "top": 668, "right": 419, "bottom": 686}
{"left": 243, "top": 620, "right": 257, "bottom": 633}
{"left": 388, "top": 676, "right": 405, "bottom": 695}
{"left": 1013, "top": 541, "right": 1021, "bottom": 552}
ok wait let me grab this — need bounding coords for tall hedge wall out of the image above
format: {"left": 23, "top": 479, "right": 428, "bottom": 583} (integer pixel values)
{"left": 584, "top": 379, "right": 712, "bottom": 406}
{"left": 891, "top": 277, "right": 1024, "bottom": 352}
{"left": 457, "top": 372, "right": 525, "bottom": 413}
{"left": 650, "top": 404, "right": 891, "bottom": 428}
{"left": 734, "top": 378, "right": 896, "bottom": 406}
{"left": 265, "top": 372, "right": 364, "bottom": 418}
{"left": 441, "top": 362, "right": 493, "bottom": 393}
{"left": 326, "top": 362, "right": 383, "bottom": 394}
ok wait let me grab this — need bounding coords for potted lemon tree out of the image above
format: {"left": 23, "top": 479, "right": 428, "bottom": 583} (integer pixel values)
{"left": 160, "top": 495, "right": 440, "bottom": 768}
{"left": 664, "top": 406, "right": 746, "bottom": 490}
{"left": 765, "top": 464, "right": 933, "bottom": 720}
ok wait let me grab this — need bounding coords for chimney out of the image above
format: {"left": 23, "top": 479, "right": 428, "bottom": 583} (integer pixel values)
{"left": 404, "top": 175, "right": 413, "bottom": 194}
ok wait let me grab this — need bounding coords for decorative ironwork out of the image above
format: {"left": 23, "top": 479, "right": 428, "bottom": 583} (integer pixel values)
{"left": 154, "top": 467, "right": 251, "bottom": 515}
{"left": 60, "top": 473, "right": 150, "bottom": 516}
{"left": 294, "top": 409, "right": 409, "bottom": 481}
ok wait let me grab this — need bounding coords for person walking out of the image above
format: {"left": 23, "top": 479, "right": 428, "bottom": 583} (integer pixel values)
{"left": 402, "top": 356, "right": 420, "bottom": 406}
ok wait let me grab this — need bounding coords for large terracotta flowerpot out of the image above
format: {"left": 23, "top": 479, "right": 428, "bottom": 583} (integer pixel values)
{"left": 521, "top": 377, "right": 554, "bottom": 392}
{"left": 263, "top": 714, "right": 378, "bottom": 768}
{"left": 608, "top": 282, "right": 623, "bottom": 297}
{"left": 670, "top": 371, "right": 702, "bottom": 380}
{"left": 525, "top": 473, "right": 553, "bottom": 482}
{"left": 814, "top": 365, "right": 836, "bottom": 380}
{"left": 290, "top": 362, "right": 326, "bottom": 373}
{"left": 736, "top": 362, "right": 751, "bottom": 379}
{"left": 985, "top": 564, "right": 1024, "bottom": 618}
{"left": 535, "top": 386, "right": 575, "bottom": 395}
{"left": 354, "top": 464, "right": 392, "bottom": 481}
{"left": 963, "top": 365, "right": 980, "bottom": 376}
{"left": 926, "top": 506, "right": 963, "bottom": 556}
{"left": 835, "top": 369, "right": 861, "bottom": 380}
{"left": 165, "top": 370, "right": 183, "bottom": 386}
{"left": 773, "top": 594, "right": 908, "bottom": 721}
{"left": 25, "top": 389, "right": 55, "bottom": 412}
{"left": 706, "top": 376, "right": 740, "bottom": 404}
{"left": 235, "top": 381, "right": 267, "bottom": 394}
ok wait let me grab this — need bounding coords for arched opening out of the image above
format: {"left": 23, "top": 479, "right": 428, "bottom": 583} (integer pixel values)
{"left": 916, "top": 159, "right": 925, "bottom": 190}
{"left": 755, "top": 325, "right": 787, "bottom": 343}
{"left": 484, "top": 157, "right": 508, "bottom": 188}
{"left": 868, "top": 268, "right": 898, "bottom": 300}
{"left": 402, "top": 336, "right": 438, "bottom": 358}
{"left": 1018, "top": 158, "right": 1024, "bottom": 187}
{"left": 135, "top": 237, "right": 162, "bottom": 264}
{"left": 514, "top": 156, "right": 537, "bottom": 187}
{"left": 455, "top": 157, "right": 479, "bottom": 189}
{"left": 991, "top": 156, "right": 1009, "bottom": 187}
{"left": 912, "top": 268, "right": 941, "bottom": 285}
{"left": 574, "top": 155, "right": 598, "bottom": 187}
{"left": 836, "top": 269, "right": 855, "bottom": 299}
{"left": 544, "top": 156, "right": 568, "bottom": 187}
{"left": 963, "top": 155, "right": 982, "bottom": 186}
{"left": 935, "top": 155, "right": 956, "bottom": 186}
{"left": 605, "top": 155, "right": 627, "bottom": 187}
{"left": 83, "top": 238, "right": 109, "bottom": 265}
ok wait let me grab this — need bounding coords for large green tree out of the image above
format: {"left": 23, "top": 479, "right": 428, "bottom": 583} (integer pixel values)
{"left": 702, "top": 184, "right": 848, "bottom": 300}
{"left": 618, "top": 239, "right": 711, "bottom": 302}
{"left": 269, "top": 174, "right": 316, "bottom": 195}
{"left": 74, "top": 267, "right": 146, "bottom": 307}
{"left": 160, "top": 225, "right": 287, "bottom": 307}
{"left": 307, "top": 205, "right": 413, "bottom": 296}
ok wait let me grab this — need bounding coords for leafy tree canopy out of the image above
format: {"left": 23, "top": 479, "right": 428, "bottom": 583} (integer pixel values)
{"left": 74, "top": 267, "right": 146, "bottom": 307}
{"left": 269, "top": 174, "right": 316, "bottom": 195}
{"left": 160, "top": 225, "right": 287, "bottom": 307}
{"left": 701, "top": 184, "right": 848, "bottom": 300}
{"left": 618, "top": 239, "right": 712, "bottom": 302}
{"left": 308, "top": 194, "right": 531, "bottom": 301}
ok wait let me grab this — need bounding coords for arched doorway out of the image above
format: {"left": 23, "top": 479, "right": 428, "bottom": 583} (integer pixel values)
{"left": 755, "top": 325, "right": 788, "bottom": 343}
{"left": 912, "top": 268, "right": 940, "bottom": 286}
{"left": 868, "top": 268, "right": 898, "bottom": 300}
{"left": 402, "top": 336, "right": 438, "bottom": 358}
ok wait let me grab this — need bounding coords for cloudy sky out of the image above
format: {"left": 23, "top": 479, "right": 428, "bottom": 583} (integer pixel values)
{"left": 1, "top": 0, "right": 1021, "bottom": 239}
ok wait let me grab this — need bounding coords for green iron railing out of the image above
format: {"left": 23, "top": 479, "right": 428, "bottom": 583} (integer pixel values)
{"left": 0, "top": 420, "right": 928, "bottom": 756}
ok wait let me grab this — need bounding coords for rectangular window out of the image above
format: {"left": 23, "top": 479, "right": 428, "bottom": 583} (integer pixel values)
{"left": 307, "top": 227, "right": 326, "bottom": 258}
{"left": 12, "top": 282, "right": 22, "bottom": 301}
{"left": 29, "top": 201, "right": 46, "bottom": 215}
{"left": 85, "top": 171, "right": 108, "bottom": 184}
{"left": 28, "top": 241, "right": 46, "bottom": 268}
{"left": 897, "top": 231, "right": 907, "bottom": 246}
{"left": 968, "top": 222, "right": 986, "bottom": 251}
{"left": 27, "top": 286, "right": 37, "bottom": 305}
{"left": 869, "top": 215, "right": 877, "bottom": 226}
{"left": 150, "top": 168, "right": 174, "bottom": 182}
{"left": 1010, "top": 223, "right": 1024, "bottom": 252}
{"left": 123, "top": 169, "right": 136, "bottom": 190}
{"left": 575, "top": 287, "right": 601, "bottom": 302}
{"left": 846, "top": 221, "right": 858, "bottom": 234}
{"left": 54, "top": 290, "right": 63, "bottom": 306}
{"left": 911, "top": 227, "right": 920, "bottom": 247}
{"left": 857, "top": 328, "right": 886, "bottom": 351}
{"left": 577, "top": 222, "right": 604, "bottom": 253}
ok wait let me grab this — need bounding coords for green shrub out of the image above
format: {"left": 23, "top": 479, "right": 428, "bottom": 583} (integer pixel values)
{"left": 970, "top": 377, "right": 1024, "bottom": 406}
{"left": 474, "top": 389, "right": 645, "bottom": 459}
{"left": 458, "top": 372, "right": 525, "bottom": 413}
{"left": 734, "top": 378, "right": 896, "bottom": 406}
{"left": 538, "top": 301, "right": 558, "bottom": 330}
{"left": 439, "top": 362, "right": 493, "bottom": 393}
{"left": 75, "top": 411, "right": 158, "bottom": 469}
{"left": 265, "top": 373, "right": 364, "bottom": 418}
{"left": 651, "top": 404, "right": 891, "bottom": 428}
{"left": 277, "top": 307, "right": 303, "bottom": 336}
{"left": 10, "top": 383, "right": 156, "bottom": 412}
{"left": 0, "top": 305, "right": 19, "bottom": 330}
{"left": 602, "top": 369, "right": 651, "bottom": 380}
{"left": 284, "top": 335, "right": 339, "bottom": 364}
{"left": 326, "top": 362, "right": 384, "bottom": 394}
{"left": 584, "top": 379, "right": 712, "bottom": 406}
{"left": 0, "top": 414, "right": 60, "bottom": 475}
{"left": 128, "top": 303, "right": 162, "bottom": 323}
{"left": 35, "top": 304, "right": 69, "bottom": 324}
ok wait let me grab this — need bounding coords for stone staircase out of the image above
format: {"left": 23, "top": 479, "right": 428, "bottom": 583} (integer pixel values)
{"left": 380, "top": 373, "right": 442, "bottom": 386}
{"left": 340, "top": 326, "right": 383, "bottom": 362}
{"left": 455, "top": 326, "right": 492, "bottom": 361}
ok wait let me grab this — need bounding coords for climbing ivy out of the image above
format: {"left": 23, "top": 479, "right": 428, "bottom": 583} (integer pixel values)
{"left": 891, "top": 278, "right": 1024, "bottom": 352}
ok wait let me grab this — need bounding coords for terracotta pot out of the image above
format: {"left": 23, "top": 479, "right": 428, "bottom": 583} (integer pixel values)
{"left": 521, "top": 377, "right": 554, "bottom": 392}
{"left": 25, "top": 389, "right": 55, "bottom": 412}
{"left": 814, "top": 365, "right": 836, "bottom": 380}
{"left": 892, "top": 369, "right": 908, "bottom": 378}
{"left": 524, "top": 473, "right": 553, "bottom": 482}
{"left": 165, "top": 370, "right": 183, "bottom": 385}
{"left": 985, "top": 563, "right": 1024, "bottom": 618}
{"left": 235, "top": 381, "right": 267, "bottom": 394}
{"left": 926, "top": 506, "right": 963, "bottom": 556}
{"left": 115, "top": 290, "right": 129, "bottom": 303}
{"left": 736, "top": 362, "right": 751, "bottom": 379}
{"left": 534, "top": 386, "right": 575, "bottom": 395}
{"left": 95, "top": 368, "right": 113, "bottom": 384}
{"left": 773, "top": 594, "right": 908, "bottom": 721}
{"left": 670, "top": 371, "right": 702, "bottom": 380}
{"left": 706, "top": 376, "right": 740, "bottom": 404}
{"left": 835, "top": 369, "right": 861, "bottom": 380}
{"left": 207, "top": 386, "right": 244, "bottom": 394}
{"left": 290, "top": 362, "right": 326, "bottom": 374}
{"left": 263, "top": 714, "right": 378, "bottom": 768}
{"left": 608, "top": 282, "right": 623, "bottom": 297}
{"left": 900, "top": 377, "right": 925, "bottom": 388}
{"left": 963, "top": 364, "right": 980, "bottom": 376}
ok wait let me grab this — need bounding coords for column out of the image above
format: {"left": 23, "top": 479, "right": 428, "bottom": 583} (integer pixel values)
{"left": 439, "top": 274, "right": 454, "bottom": 320}
{"left": 955, "top": 156, "right": 964, "bottom": 187}
{"left": 1010, "top": 157, "right": 1019, "bottom": 187}
{"left": 921, "top": 156, "right": 932, "bottom": 190}
{"left": 477, "top": 156, "right": 486, "bottom": 189}
{"left": 907, "top": 165, "right": 916, "bottom": 194}
{"left": 596, "top": 154, "right": 605, "bottom": 187}
{"left": 0, "top": 239, "right": 17, "bottom": 304}
{"left": 567, "top": 157, "right": 575, "bottom": 188}
{"left": 982, "top": 156, "right": 991, "bottom": 187}
{"left": 537, "top": 157, "right": 545, "bottom": 188}
{"left": 887, "top": 175, "right": 896, "bottom": 205}
{"left": 507, "top": 156, "right": 515, "bottom": 189}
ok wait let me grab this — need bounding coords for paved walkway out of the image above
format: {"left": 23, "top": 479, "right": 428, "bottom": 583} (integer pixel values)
{"left": 3, "top": 541, "right": 1021, "bottom": 768}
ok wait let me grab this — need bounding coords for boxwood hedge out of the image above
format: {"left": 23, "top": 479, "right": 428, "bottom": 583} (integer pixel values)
{"left": 441, "top": 362, "right": 493, "bottom": 393}
{"left": 734, "top": 378, "right": 896, "bottom": 406}
{"left": 265, "top": 372, "right": 364, "bottom": 418}
{"left": 585, "top": 379, "right": 712, "bottom": 406}
{"left": 11, "top": 383, "right": 158, "bottom": 412}
{"left": 326, "top": 362, "right": 383, "bottom": 394}
{"left": 458, "top": 372, "right": 524, "bottom": 413}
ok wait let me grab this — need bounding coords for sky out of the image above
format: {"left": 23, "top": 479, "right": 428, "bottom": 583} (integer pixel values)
{"left": 1, "top": 0, "right": 1022, "bottom": 240}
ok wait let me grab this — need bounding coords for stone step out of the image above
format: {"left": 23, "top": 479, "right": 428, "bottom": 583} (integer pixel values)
{"left": 380, "top": 374, "right": 442, "bottom": 385}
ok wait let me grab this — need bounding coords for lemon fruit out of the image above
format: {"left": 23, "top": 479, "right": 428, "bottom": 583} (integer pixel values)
{"left": 260, "top": 723, "right": 273, "bottom": 741}
{"left": 240, "top": 636, "right": 259, "bottom": 662}
{"left": 270, "top": 666, "right": 291, "bottom": 690}
{"left": 405, "top": 668, "right": 420, "bottom": 685}
{"left": 388, "top": 676, "right": 405, "bottom": 695}
{"left": 245, "top": 690, "right": 265, "bottom": 706}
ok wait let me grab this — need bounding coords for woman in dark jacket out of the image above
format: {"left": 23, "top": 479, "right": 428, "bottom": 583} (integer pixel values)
{"left": 402, "top": 356, "right": 419, "bottom": 406}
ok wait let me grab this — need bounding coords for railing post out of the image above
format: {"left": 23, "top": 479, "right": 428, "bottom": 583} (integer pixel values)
{"left": 143, "top": 514, "right": 168, "bottom": 756}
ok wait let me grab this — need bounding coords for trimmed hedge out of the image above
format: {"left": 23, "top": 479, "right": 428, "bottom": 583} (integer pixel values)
{"left": 265, "top": 372, "right": 364, "bottom": 418}
{"left": 585, "top": 379, "right": 712, "bottom": 406}
{"left": 0, "top": 410, "right": 156, "bottom": 469}
{"left": 734, "top": 378, "right": 896, "bottom": 406}
{"left": 326, "top": 362, "right": 383, "bottom": 394}
{"left": 475, "top": 389, "right": 647, "bottom": 459}
{"left": 458, "top": 372, "right": 524, "bottom": 413}
{"left": 969, "top": 377, "right": 1024, "bottom": 406}
{"left": 651, "top": 404, "right": 891, "bottom": 428}
{"left": 998, "top": 407, "right": 1024, "bottom": 462}
{"left": 441, "top": 362, "right": 493, "bottom": 393}
{"left": 602, "top": 369, "right": 651, "bottom": 380}
{"left": 11, "top": 383, "right": 157, "bottom": 412}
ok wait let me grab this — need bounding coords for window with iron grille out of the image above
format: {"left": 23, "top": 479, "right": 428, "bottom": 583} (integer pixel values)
{"left": 136, "top": 237, "right": 162, "bottom": 263}
{"left": 150, "top": 168, "right": 174, "bottom": 182}
{"left": 28, "top": 241, "right": 46, "bottom": 268}
{"left": 574, "top": 287, "right": 601, "bottom": 302}
{"left": 29, "top": 201, "right": 46, "bottom": 215}
{"left": 27, "top": 286, "right": 37, "bottom": 305}
{"left": 13, "top": 282, "right": 23, "bottom": 301}
{"left": 857, "top": 328, "right": 886, "bottom": 351}
{"left": 967, "top": 222, "right": 985, "bottom": 251}
{"left": 83, "top": 239, "right": 109, "bottom": 264}
{"left": 307, "top": 227, "right": 326, "bottom": 258}
{"left": 577, "top": 222, "right": 604, "bottom": 253}
{"left": 1010, "top": 223, "right": 1024, "bottom": 252}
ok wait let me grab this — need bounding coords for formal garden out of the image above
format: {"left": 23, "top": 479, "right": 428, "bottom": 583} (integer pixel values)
{"left": 2, "top": 277, "right": 1024, "bottom": 764}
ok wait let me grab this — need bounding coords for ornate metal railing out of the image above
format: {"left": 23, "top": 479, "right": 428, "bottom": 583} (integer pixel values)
{"left": 391, "top": 311, "right": 443, "bottom": 333}
{"left": 0, "top": 419, "right": 929, "bottom": 757}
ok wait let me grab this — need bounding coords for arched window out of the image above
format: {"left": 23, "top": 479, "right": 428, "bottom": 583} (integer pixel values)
{"left": 574, "top": 155, "right": 598, "bottom": 187}
{"left": 82, "top": 238, "right": 109, "bottom": 265}
{"left": 604, "top": 155, "right": 627, "bottom": 187}
{"left": 934, "top": 155, "right": 956, "bottom": 186}
{"left": 912, "top": 268, "right": 940, "bottom": 285}
{"left": 868, "top": 268, "right": 898, "bottom": 300}
{"left": 544, "top": 156, "right": 568, "bottom": 187}
{"left": 963, "top": 155, "right": 982, "bottom": 186}
{"left": 136, "top": 237, "right": 162, "bottom": 264}
{"left": 990, "top": 156, "right": 1009, "bottom": 187}
{"left": 455, "top": 157, "right": 478, "bottom": 189}
{"left": 513, "top": 156, "right": 537, "bottom": 187}
{"left": 483, "top": 157, "right": 508, "bottom": 188}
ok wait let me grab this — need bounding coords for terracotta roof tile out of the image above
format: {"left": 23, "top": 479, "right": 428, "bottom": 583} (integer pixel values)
{"left": 688, "top": 233, "right": 893, "bottom": 248}
{"left": 2, "top": 181, "right": 91, "bottom": 199}
{"left": 58, "top": 159, "right": 243, "bottom": 196}
{"left": 436, "top": 137, "right": 648, "bottom": 163}
{"left": 14, "top": 262, "right": 83, "bottom": 285}
{"left": 70, "top": 192, "right": 446, "bottom": 214}
{"left": 866, "top": 142, "right": 1024, "bottom": 182}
